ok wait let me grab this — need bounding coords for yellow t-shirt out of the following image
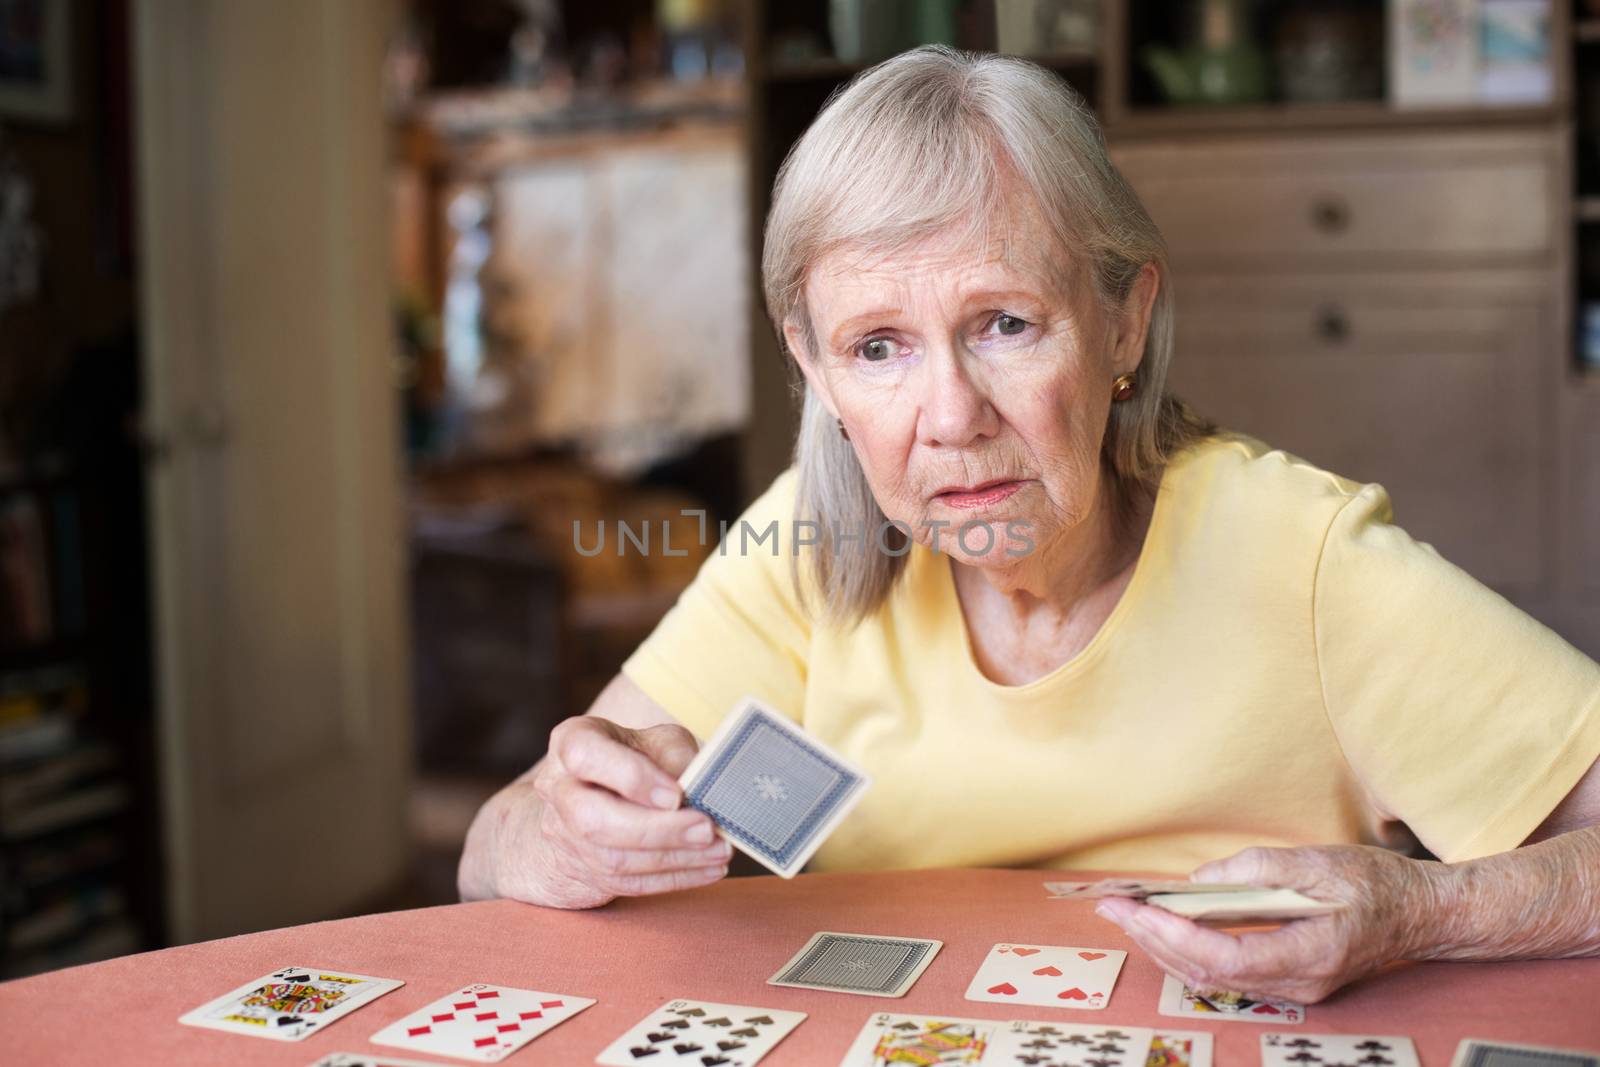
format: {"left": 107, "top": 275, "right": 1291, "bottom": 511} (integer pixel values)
{"left": 621, "top": 432, "right": 1600, "bottom": 873}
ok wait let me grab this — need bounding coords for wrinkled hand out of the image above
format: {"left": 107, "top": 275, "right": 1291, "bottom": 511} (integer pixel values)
{"left": 513, "top": 717, "right": 730, "bottom": 909}
{"left": 1094, "top": 844, "right": 1435, "bottom": 1004}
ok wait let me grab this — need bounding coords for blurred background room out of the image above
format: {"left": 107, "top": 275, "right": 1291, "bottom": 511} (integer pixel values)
{"left": 0, "top": 0, "right": 1596, "bottom": 979}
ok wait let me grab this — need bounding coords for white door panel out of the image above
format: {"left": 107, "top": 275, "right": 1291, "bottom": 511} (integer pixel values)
{"left": 136, "top": 0, "right": 410, "bottom": 943}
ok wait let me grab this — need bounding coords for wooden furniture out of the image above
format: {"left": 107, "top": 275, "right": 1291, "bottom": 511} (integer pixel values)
{"left": 0, "top": 453, "right": 159, "bottom": 979}
{"left": 6, "top": 867, "right": 1599, "bottom": 1064}
{"left": 740, "top": 0, "right": 1600, "bottom": 656}
{"left": 408, "top": 456, "right": 716, "bottom": 774}
{"left": 1111, "top": 127, "right": 1573, "bottom": 625}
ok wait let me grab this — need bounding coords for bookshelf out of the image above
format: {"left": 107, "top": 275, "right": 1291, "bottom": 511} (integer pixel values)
{"left": 0, "top": 360, "right": 161, "bottom": 978}
{"left": 1574, "top": 2, "right": 1600, "bottom": 375}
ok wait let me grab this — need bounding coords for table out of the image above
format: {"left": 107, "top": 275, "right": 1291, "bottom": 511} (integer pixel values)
{"left": 5, "top": 869, "right": 1598, "bottom": 1064}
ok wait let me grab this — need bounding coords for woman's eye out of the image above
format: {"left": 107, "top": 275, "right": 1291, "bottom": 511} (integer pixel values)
{"left": 858, "top": 337, "right": 898, "bottom": 362}
{"left": 994, "top": 313, "right": 1029, "bottom": 336}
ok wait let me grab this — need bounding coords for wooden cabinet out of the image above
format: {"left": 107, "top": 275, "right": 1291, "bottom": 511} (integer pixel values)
{"left": 1113, "top": 126, "right": 1592, "bottom": 650}
{"left": 1116, "top": 130, "right": 1557, "bottom": 267}
{"left": 1167, "top": 271, "right": 1553, "bottom": 594}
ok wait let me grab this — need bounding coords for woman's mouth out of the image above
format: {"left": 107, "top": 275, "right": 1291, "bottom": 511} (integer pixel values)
{"left": 933, "top": 479, "right": 1025, "bottom": 509}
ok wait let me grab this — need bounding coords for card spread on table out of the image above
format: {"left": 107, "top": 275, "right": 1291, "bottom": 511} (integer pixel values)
{"left": 964, "top": 943, "right": 1128, "bottom": 1010}
{"left": 368, "top": 983, "right": 593, "bottom": 1062}
{"left": 839, "top": 1016, "right": 1157, "bottom": 1067}
{"left": 178, "top": 966, "right": 402, "bottom": 1041}
{"left": 1159, "top": 975, "right": 1304, "bottom": 1023}
{"left": 768, "top": 931, "right": 942, "bottom": 997}
{"left": 1449, "top": 1039, "right": 1600, "bottom": 1067}
{"left": 309, "top": 1055, "right": 457, "bottom": 1067}
{"left": 593, "top": 998, "right": 806, "bottom": 1067}
{"left": 1262, "top": 1033, "right": 1419, "bottom": 1067}
{"left": 677, "top": 697, "right": 871, "bottom": 879}
{"left": 837, "top": 1012, "right": 1009, "bottom": 1066}
{"left": 995, "top": 1022, "right": 1156, "bottom": 1067}
{"left": 1149, "top": 1030, "right": 1215, "bottom": 1067}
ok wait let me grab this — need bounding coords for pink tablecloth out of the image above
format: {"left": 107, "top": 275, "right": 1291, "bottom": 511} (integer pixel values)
{"left": 4, "top": 868, "right": 1597, "bottom": 1064}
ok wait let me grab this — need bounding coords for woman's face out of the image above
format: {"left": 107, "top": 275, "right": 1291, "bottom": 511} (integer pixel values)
{"left": 790, "top": 194, "right": 1156, "bottom": 571}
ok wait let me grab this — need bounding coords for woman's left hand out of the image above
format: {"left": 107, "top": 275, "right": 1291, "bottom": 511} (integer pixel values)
{"left": 1093, "top": 844, "right": 1438, "bottom": 1005}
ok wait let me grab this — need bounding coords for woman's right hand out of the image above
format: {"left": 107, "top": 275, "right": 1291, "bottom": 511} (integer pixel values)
{"left": 507, "top": 716, "right": 731, "bottom": 909}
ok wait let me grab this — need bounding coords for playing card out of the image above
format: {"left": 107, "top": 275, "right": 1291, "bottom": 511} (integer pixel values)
{"left": 964, "top": 943, "right": 1128, "bottom": 1011}
{"left": 368, "top": 983, "right": 593, "bottom": 1062}
{"left": 836, "top": 1012, "right": 1008, "bottom": 1066}
{"left": 1045, "top": 880, "right": 1256, "bottom": 900}
{"left": 990, "top": 1021, "right": 1157, "bottom": 1067}
{"left": 308, "top": 1055, "right": 456, "bottom": 1067}
{"left": 1450, "top": 1040, "right": 1600, "bottom": 1067}
{"left": 595, "top": 998, "right": 806, "bottom": 1067}
{"left": 1146, "top": 889, "right": 1342, "bottom": 924}
{"left": 678, "top": 697, "right": 871, "bottom": 878}
{"left": 1261, "top": 1032, "right": 1419, "bottom": 1067}
{"left": 1158, "top": 975, "right": 1304, "bottom": 1024}
{"left": 768, "top": 931, "right": 942, "bottom": 998}
{"left": 1148, "top": 1030, "right": 1214, "bottom": 1067}
{"left": 178, "top": 966, "right": 402, "bottom": 1041}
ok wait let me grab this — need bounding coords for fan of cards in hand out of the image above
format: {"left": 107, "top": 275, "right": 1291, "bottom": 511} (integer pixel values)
{"left": 1045, "top": 879, "right": 1346, "bottom": 924}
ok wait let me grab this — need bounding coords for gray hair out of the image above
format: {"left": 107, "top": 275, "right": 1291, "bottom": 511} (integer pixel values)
{"left": 763, "top": 45, "right": 1213, "bottom": 626}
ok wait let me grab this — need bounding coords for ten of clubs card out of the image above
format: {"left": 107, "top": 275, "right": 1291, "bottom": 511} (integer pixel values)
{"left": 178, "top": 966, "right": 402, "bottom": 1041}
{"left": 678, "top": 698, "right": 871, "bottom": 879}
{"left": 1158, "top": 974, "right": 1304, "bottom": 1023}
{"left": 837, "top": 1014, "right": 1156, "bottom": 1067}
{"left": 1261, "top": 1032, "right": 1420, "bottom": 1067}
{"left": 964, "top": 943, "right": 1128, "bottom": 1010}
{"left": 367, "top": 983, "right": 593, "bottom": 1062}
{"left": 593, "top": 998, "right": 807, "bottom": 1067}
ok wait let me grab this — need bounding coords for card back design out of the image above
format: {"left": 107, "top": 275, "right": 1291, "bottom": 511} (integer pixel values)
{"left": 1450, "top": 1040, "right": 1600, "bottom": 1067}
{"left": 769, "top": 931, "right": 942, "bottom": 997}
{"left": 679, "top": 699, "right": 870, "bottom": 878}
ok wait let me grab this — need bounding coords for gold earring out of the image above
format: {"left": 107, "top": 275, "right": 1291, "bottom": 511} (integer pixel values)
{"left": 837, "top": 418, "right": 849, "bottom": 441}
{"left": 1112, "top": 372, "right": 1137, "bottom": 402}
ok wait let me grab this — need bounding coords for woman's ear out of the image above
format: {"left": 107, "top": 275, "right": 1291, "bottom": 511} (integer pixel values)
{"left": 1111, "top": 261, "right": 1160, "bottom": 376}
{"left": 784, "top": 317, "right": 841, "bottom": 421}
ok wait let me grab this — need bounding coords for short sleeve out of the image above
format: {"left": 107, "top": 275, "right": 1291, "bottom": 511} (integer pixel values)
{"left": 1313, "top": 483, "right": 1600, "bottom": 862}
{"left": 620, "top": 468, "right": 811, "bottom": 741}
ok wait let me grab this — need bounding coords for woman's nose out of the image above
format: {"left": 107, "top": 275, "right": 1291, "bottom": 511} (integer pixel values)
{"left": 914, "top": 344, "right": 1000, "bottom": 449}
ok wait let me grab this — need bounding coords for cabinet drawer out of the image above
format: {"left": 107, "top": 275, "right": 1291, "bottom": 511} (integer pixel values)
{"left": 1165, "top": 275, "right": 1554, "bottom": 594}
{"left": 1111, "top": 130, "right": 1557, "bottom": 267}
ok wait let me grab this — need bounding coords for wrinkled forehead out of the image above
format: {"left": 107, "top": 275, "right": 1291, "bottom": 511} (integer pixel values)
{"left": 807, "top": 192, "right": 1076, "bottom": 313}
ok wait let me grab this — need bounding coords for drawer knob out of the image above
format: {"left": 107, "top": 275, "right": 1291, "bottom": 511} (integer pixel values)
{"left": 1310, "top": 196, "right": 1350, "bottom": 234}
{"left": 1316, "top": 306, "right": 1350, "bottom": 344}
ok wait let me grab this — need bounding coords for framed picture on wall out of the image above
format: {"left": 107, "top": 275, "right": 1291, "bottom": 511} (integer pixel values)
{"left": 0, "top": 0, "right": 71, "bottom": 123}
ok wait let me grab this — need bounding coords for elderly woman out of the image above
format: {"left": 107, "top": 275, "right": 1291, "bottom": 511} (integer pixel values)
{"left": 458, "top": 47, "right": 1600, "bottom": 1004}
